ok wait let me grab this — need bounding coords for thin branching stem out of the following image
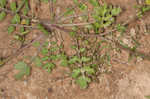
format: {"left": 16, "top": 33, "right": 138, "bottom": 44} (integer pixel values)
{"left": 59, "top": 12, "right": 88, "bottom": 23}
{"left": 16, "top": 0, "right": 26, "bottom": 13}
{"left": 4, "top": 34, "right": 44, "bottom": 65}
{"left": 54, "top": 0, "right": 87, "bottom": 22}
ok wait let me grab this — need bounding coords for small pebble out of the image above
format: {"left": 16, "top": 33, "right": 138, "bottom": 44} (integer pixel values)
{"left": 48, "top": 88, "right": 53, "bottom": 93}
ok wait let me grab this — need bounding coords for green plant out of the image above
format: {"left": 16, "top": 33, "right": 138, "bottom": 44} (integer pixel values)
{"left": 14, "top": 62, "right": 30, "bottom": 80}
{"left": 33, "top": 41, "right": 64, "bottom": 73}
{"left": 136, "top": 4, "right": 150, "bottom": 18}
{"left": 116, "top": 24, "right": 126, "bottom": 33}
{"left": 72, "top": 66, "right": 95, "bottom": 88}
{"left": 92, "top": 3, "right": 121, "bottom": 33}
{"left": 0, "top": 0, "right": 7, "bottom": 8}
{"left": 0, "top": 0, "right": 132, "bottom": 89}
{"left": 0, "top": 11, "right": 6, "bottom": 21}
{"left": 0, "top": 0, "right": 31, "bottom": 39}
{"left": 145, "top": 95, "right": 150, "bottom": 99}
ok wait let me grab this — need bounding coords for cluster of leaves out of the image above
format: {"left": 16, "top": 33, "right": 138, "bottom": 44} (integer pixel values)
{"left": 14, "top": 62, "right": 30, "bottom": 80}
{"left": 67, "top": 38, "right": 112, "bottom": 88}
{"left": 67, "top": 52, "right": 95, "bottom": 88}
{"left": 137, "top": 5, "right": 150, "bottom": 17}
{"left": 33, "top": 41, "right": 62, "bottom": 73}
{"left": 136, "top": 0, "right": 150, "bottom": 18}
{"left": 33, "top": 42, "right": 92, "bottom": 88}
{"left": 14, "top": 41, "right": 63, "bottom": 80}
{"left": 0, "top": 0, "right": 7, "bottom": 21}
{"left": 92, "top": 3, "right": 121, "bottom": 33}
{"left": 0, "top": 0, "right": 30, "bottom": 44}
{"left": 0, "top": 0, "right": 51, "bottom": 43}
{"left": 71, "top": 65, "right": 96, "bottom": 89}
{"left": 59, "top": 0, "right": 122, "bottom": 34}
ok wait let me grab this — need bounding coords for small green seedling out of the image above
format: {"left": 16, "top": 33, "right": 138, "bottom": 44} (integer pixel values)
{"left": 43, "top": 63, "right": 55, "bottom": 73}
{"left": 72, "top": 66, "right": 95, "bottom": 88}
{"left": 13, "top": 34, "right": 25, "bottom": 43}
{"left": 0, "top": 0, "right": 7, "bottom": 8}
{"left": 33, "top": 41, "right": 63, "bottom": 73}
{"left": 37, "top": 24, "right": 50, "bottom": 35}
{"left": 0, "top": 11, "right": 6, "bottom": 21}
{"left": 92, "top": 3, "right": 121, "bottom": 33}
{"left": 14, "top": 62, "right": 30, "bottom": 80}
